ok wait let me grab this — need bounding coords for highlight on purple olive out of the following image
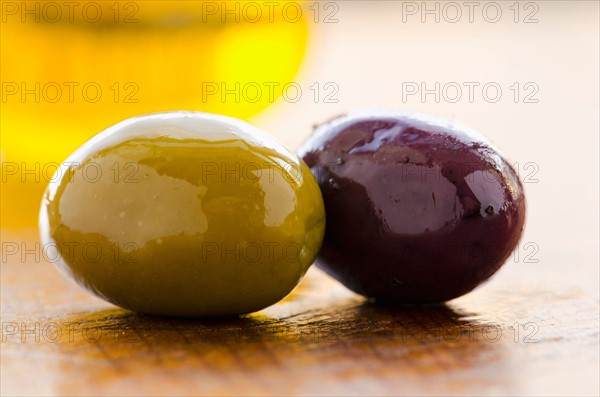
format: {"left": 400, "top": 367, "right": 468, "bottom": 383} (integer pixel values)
{"left": 298, "top": 110, "right": 526, "bottom": 304}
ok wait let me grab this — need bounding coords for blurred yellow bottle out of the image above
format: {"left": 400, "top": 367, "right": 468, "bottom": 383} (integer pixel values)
{"left": 1, "top": 0, "right": 309, "bottom": 227}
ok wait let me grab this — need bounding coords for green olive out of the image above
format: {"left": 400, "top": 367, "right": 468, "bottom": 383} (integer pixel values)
{"left": 39, "top": 112, "right": 325, "bottom": 317}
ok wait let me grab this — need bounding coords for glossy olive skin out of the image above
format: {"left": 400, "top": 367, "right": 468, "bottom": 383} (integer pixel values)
{"left": 40, "top": 112, "right": 325, "bottom": 317}
{"left": 299, "top": 111, "right": 525, "bottom": 303}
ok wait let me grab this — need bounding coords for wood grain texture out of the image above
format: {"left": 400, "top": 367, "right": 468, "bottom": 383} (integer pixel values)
{"left": 1, "top": 230, "right": 598, "bottom": 396}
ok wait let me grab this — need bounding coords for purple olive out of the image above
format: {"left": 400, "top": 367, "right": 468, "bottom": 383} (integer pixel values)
{"left": 299, "top": 111, "right": 526, "bottom": 303}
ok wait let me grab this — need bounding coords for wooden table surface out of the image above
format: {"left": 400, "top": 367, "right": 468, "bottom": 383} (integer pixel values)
{"left": 1, "top": 229, "right": 598, "bottom": 396}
